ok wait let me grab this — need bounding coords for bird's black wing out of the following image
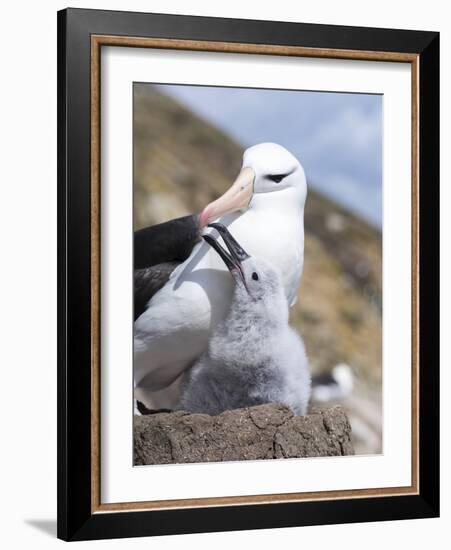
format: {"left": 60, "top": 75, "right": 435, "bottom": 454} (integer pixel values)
{"left": 134, "top": 262, "right": 179, "bottom": 321}
{"left": 134, "top": 214, "right": 200, "bottom": 270}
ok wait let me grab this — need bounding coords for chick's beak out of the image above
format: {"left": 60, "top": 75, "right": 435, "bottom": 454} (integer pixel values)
{"left": 199, "top": 167, "right": 255, "bottom": 228}
{"left": 202, "top": 223, "right": 250, "bottom": 287}
{"left": 208, "top": 222, "right": 250, "bottom": 262}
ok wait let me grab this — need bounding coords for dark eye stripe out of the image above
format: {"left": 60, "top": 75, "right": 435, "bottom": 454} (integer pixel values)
{"left": 268, "top": 173, "right": 287, "bottom": 183}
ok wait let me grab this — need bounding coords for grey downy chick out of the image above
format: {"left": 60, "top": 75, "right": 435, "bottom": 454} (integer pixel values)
{"left": 177, "top": 223, "right": 311, "bottom": 416}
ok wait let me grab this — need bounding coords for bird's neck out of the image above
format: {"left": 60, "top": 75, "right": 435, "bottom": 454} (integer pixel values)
{"left": 209, "top": 295, "right": 288, "bottom": 367}
{"left": 249, "top": 187, "right": 305, "bottom": 217}
{"left": 228, "top": 292, "right": 288, "bottom": 337}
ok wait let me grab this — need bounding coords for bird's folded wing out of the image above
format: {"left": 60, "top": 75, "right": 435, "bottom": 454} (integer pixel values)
{"left": 134, "top": 262, "right": 179, "bottom": 321}
{"left": 134, "top": 214, "right": 200, "bottom": 269}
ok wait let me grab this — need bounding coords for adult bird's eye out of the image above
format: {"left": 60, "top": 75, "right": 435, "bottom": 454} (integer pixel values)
{"left": 268, "top": 174, "right": 286, "bottom": 184}
{"left": 252, "top": 272, "right": 259, "bottom": 281}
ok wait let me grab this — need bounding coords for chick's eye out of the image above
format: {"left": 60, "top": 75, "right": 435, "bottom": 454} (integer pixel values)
{"left": 268, "top": 174, "right": 285, "bottom": 184}
{"left": 252, "top": 272, "right": 259, "bottom": 281}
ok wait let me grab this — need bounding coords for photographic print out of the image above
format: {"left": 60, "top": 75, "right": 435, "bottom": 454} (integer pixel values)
{"left": 58, "top": 9, "right": 439, "bottom": 540}
{"left": 133, "top": 83, "right": 383, "bottom": 465}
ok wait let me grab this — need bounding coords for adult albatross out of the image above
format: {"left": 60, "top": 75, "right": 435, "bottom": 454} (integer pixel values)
{"left": 134, "top": 143, "right": 308, "bottom": 410}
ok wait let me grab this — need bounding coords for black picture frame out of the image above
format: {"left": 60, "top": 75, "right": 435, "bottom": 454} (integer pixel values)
{"left": 57, "top": 7, "right": 439, "bottom": 541}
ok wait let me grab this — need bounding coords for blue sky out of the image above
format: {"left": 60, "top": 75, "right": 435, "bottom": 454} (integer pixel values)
{"left": 156, "top": 84, "right": 383, "bottom": 227}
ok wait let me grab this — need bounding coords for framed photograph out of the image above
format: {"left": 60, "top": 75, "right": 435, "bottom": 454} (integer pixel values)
{"left": 57, "top": 8, "right": 439, "bottom": 541}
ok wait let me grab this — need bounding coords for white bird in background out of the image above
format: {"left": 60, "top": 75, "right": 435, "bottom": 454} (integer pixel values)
{"left": 177, "top": 224, "right": 311, "bottom": 416}
{"left": 311, "top": 364, "right": 354, "bottom": 403}
{"left": 134, "top": 143, "right": 308, "bottom": 410}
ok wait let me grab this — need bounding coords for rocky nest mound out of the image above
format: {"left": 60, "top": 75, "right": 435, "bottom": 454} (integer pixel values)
{"left": 134, "top": 403, "right": 354, "bottom": 465}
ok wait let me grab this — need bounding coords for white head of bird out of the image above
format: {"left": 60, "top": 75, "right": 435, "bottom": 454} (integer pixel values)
{"left": 199, "top": 143, "right": 307, "bottom": 228}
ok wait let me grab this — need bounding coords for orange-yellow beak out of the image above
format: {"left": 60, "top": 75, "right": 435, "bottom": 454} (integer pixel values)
{"left": 199, "top": 167, "right": 255, "bottom": 228}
